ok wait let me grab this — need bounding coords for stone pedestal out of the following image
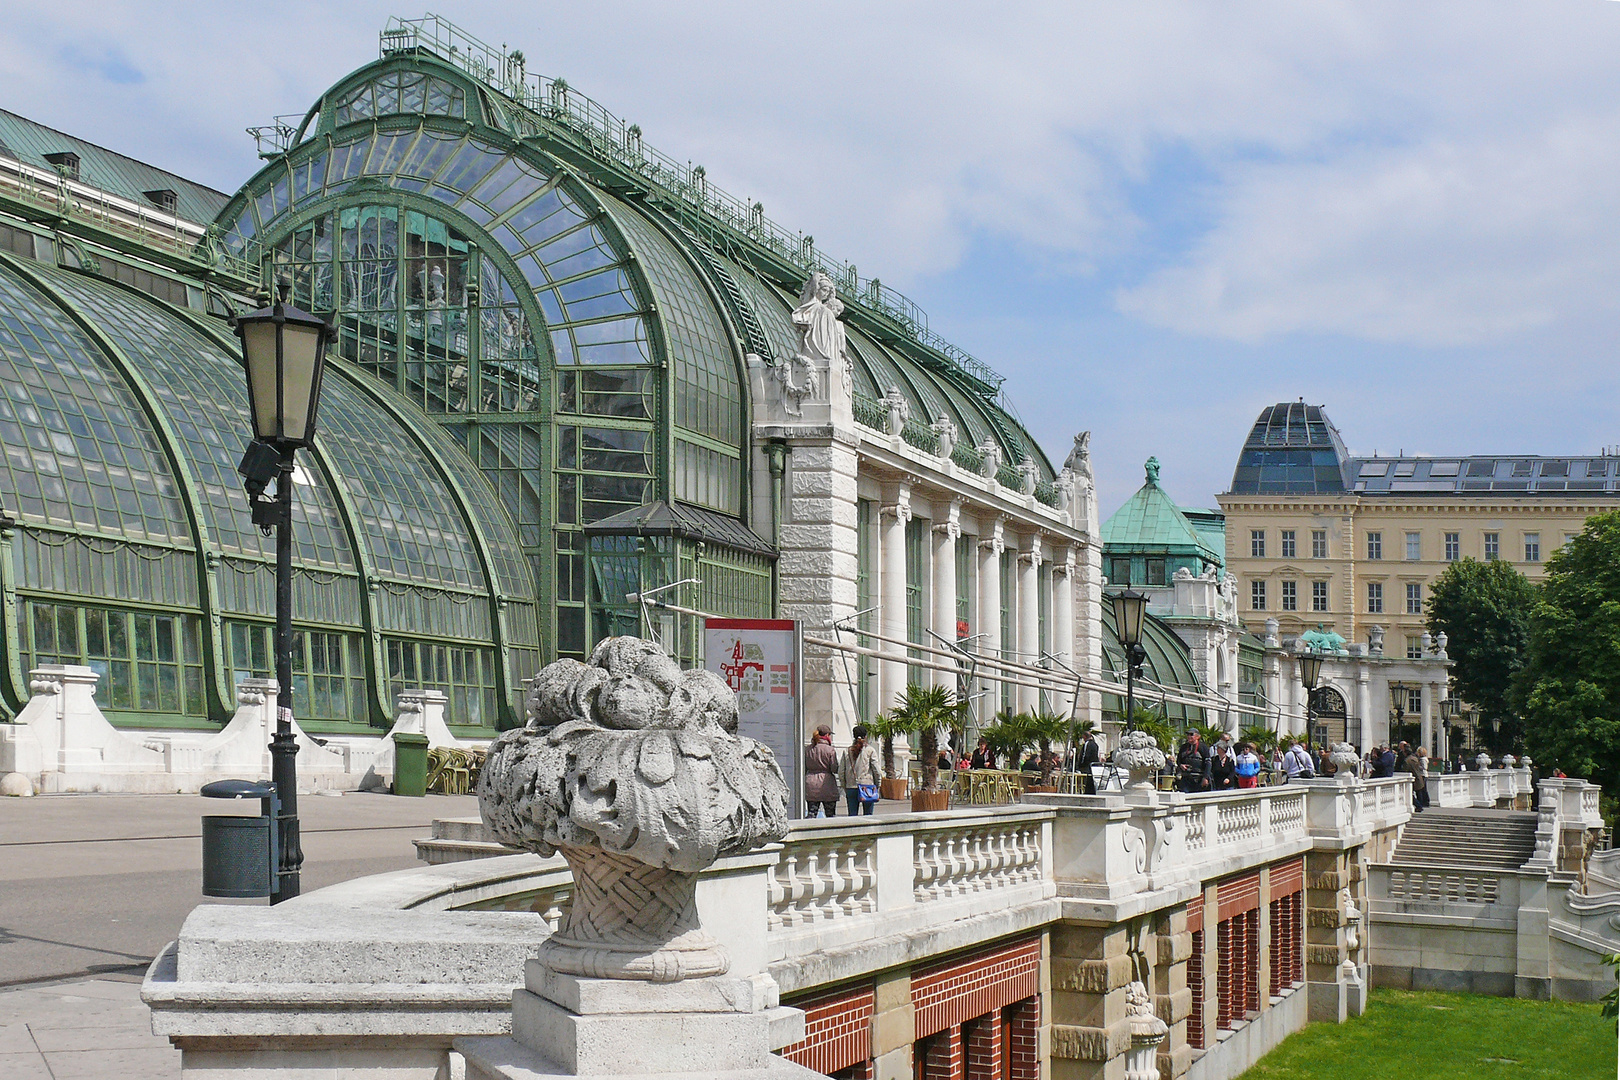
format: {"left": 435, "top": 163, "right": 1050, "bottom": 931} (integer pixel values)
{"left": 456, "top": 961, "right": 817, "bottom": 1079}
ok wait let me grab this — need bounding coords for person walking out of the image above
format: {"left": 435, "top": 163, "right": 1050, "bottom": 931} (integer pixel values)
{"left": 1405, "top": 745, "right": 1430, "bottom": 812}
{"left": 1177, "top": 732, "right": 1211, "bottom": 793}
{"left": 803, "top": 724, "right": 839, "bottom": 818}
{"left": 1281, "top": 739, "right": 1315, "bottom": 782}
{"left": 1076, "top": 729, "right": 1102, "bottom": 794}
{"left": 1234, "top": 742, "right": 1262, "bottom": 789}
{"left": 1210, "top": 742, "right": 1238, "bottom": 791}
{"left": 839, "top": 723, "right": 883, "bottom": 816}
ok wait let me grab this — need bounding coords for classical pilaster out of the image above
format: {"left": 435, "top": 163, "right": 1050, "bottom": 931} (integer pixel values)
{"left": 978, "top": 521, "right": 1005, "bottom": 714}
{"left": 932, "top": 500, "right": 961, "bottom": 692}
{"left": 1016, "top": 534, "right": 1041, "bottom": 714}
{"left": 880, "top": 487, "right": 912, "bottom": 712}
{"left": 1054, "top": 546, "right": 1076, "bottom": 676}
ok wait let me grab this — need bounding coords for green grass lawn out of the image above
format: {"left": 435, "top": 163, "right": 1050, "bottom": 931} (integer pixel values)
{"left": 1240, "top": 989, "right": 1613, "bottom": 1079}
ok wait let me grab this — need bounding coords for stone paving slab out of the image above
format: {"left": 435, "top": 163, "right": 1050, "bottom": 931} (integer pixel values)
{"left": 0, "top": 974, "right": 178, "bottom": 1080}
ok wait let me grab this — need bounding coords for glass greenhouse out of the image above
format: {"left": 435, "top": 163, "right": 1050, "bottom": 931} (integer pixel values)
{"left": 0, "top": 16, "right": 1063, "bottom": 737}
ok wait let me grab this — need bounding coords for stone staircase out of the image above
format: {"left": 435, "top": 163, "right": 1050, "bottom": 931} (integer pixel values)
{"left": 1389, "top": 807, "right": 1540, "bottom": 870}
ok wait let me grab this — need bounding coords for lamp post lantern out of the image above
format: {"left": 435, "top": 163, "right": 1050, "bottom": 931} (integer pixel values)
{"left": 233, "top": 278, "right": 334, "bottom": 905}
{"left": 1298, "top": 648, "right": 1323, "bottom": 749}
{"left": 1111, "top": 588, "right": 1148, "bottom": 731}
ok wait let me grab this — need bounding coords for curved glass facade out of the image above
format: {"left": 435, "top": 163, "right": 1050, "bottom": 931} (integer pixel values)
{"left": 0, "top": 253, "right": 526, "bottom": 733}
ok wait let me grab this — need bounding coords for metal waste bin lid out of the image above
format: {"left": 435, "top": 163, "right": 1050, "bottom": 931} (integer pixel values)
{"left": 201, "top": 779, "right": 277, "bottom": 799}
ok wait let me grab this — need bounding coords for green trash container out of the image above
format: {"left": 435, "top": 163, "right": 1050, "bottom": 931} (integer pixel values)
{"left": 392, "top": 731, "right": 430, "bottom": 797}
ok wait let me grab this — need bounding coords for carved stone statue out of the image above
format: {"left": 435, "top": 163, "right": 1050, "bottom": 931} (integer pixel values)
{"left": 1144, "top": 456, "right": 1161, "bottom": 486}
{"left": 1063, "top": 431, "right": 1092, "bottom": 477}
{"left": 480, "top": 637, "right": 790, "bottom": 982}
{"left": 775, "top": 272, "right": 851, "bottom": 415}
{"left": 1328, "top": 742, "right": 1360, "bottom": 774}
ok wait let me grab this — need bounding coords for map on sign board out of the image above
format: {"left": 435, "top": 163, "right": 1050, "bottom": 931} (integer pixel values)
{"left": 705, "top": 618, "right": 800, "bottom": 815}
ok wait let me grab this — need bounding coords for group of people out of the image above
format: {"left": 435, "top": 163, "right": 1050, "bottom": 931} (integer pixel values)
{"left": 803, "top": 723, "right": 884, "bottom": 817}
{"left": 806, "top": 721, "right": 1460, "bottom": 817}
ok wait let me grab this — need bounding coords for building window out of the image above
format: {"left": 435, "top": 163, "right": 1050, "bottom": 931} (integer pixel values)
{"left": 1251, "top": 580, "right": 1267, "bottom": 611}
{"left": 1406, "top": 636, "right": 1423, "bottom": 660}
{"left": 1366, "top": 582, "right": 1383, "bottom": 614}
{"left": 1281, "top": 580, "right": 1297, "bottom": 611}
{"left": 1524, "top": 533, "right": 1540, "bottom": 563}
{"left": 1280, "top": 530, "right": 1296, "bottom": 558}
{"left": 229, "top": 622, "right": 367, "bottom": 724}
{"left": 24, "top": 602, "right": 207, "bottom": 718}
{"left": 1146, "top": 558, "right": 1167, "bottom": 586}
{"left": 1311, "top": 530, "right": 1327, "bottom": 559}
{"left": 1311, "top": 581, "right": 1329, "bottom": 612}
{"left": 905, "top": 517, "right": 929, "bottom": 684}
{"left": 1109, "top": 557, "right": 1132, "bottom": 586}
{"left": 385, "top": 639, "right": 499, "bottom": 727}
{"left": 1564, "top": 532, "right": 1577, "bottom": 549}
{"left": 1406, "top": 583, "right": 1423, "bottom": 615}
{"left": 1444, "top": 532, "right": 1460, "bottom": 561}
{"left": 1250, "top": 530, "right": 1266, "bottom": 558}
{"left": 1484, "top": 533, "right": 1500, "bottom": 561}
{"left": 1405, "top": 532, "right": 1421, "bottom": 561}
{"left": 1366, "top": 532, "right": 1382, "bottom": 560}
{"left": 1407, "top": 687, "right": 1423, "bottom": 714}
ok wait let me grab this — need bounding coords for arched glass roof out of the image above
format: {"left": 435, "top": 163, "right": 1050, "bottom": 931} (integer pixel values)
{"left": 1100, "top": 606, "right": 1206, "bottom": 723}
{"left": 0, "top": 257, "right": 524, "bottom": 618}
{"left": 0, "top": 264, "right": 189, "bottom": 545}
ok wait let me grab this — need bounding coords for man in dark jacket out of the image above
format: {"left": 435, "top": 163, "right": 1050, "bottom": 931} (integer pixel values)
{"left": 1177, "top": 732, "right": 1211, "bottom": 793}
{"left": 1076, "top": 730, "right": 1101, "bottom": 794}
{"left": 1377, "top": 744, "right": 1397, "bottom": 778}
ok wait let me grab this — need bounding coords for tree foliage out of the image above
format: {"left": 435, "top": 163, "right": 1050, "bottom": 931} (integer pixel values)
{"left": 891, "top": 683, "right": 962, "bottom": 793}
{"left": 1426, "top": 557, "right": 1537, "bottom": 750}
{"left": 1514, "top": 511, "right": 1620, "bottom": 790}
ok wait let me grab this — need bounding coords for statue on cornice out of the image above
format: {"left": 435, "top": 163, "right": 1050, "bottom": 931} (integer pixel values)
{"left": 776, "top": 272, "right": 851, "bottom": 414}
{"left": 1144, "top": 456, "right": 1161, "bottom": 486}
{"left": 1064, "top": 431, "right": 1092, "bottom": 479}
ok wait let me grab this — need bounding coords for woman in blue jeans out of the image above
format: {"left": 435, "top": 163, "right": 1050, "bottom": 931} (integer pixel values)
{"left": 839, "top": 724, "right": 883, "bottom": 816}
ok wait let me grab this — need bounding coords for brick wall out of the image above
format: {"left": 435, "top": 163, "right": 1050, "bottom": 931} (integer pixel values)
{"left": 781, "top": 983, "right": 876, "bottom": 1076}
{"left": 912, "top": 937, "right": 1041, "bottom": 1040}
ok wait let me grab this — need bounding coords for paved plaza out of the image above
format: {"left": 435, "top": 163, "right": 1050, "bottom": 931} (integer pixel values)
{"left": 0, "top": 789, "right": 478, "bottom": 1078}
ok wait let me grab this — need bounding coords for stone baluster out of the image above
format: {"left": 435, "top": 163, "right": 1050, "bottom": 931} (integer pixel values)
{"left": 780, "top": 853, "right": 803, "bottom": 927}
{"left": 802, "top": 849, "right": 826, "bottom": 923}
{"left": 913, "top": 837, "right": 934, "bottom": 903}
{"left": 821, "top": 844, "right": 845, "bottom": 920}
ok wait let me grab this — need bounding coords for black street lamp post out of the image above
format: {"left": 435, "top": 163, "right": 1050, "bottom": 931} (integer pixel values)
{"left": 1111, "top": 588, "right": 1148, "bottom": 731}
{"left": 233, "top": 279, "right": 334, "bottom": 905}
{"left": 1298, "top": 647, "right": 1323, "bottom": 749}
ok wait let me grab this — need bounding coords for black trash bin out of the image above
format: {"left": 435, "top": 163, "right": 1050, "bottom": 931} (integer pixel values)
{"left": 200, "top": 779, "right": 278, "bottom": 898}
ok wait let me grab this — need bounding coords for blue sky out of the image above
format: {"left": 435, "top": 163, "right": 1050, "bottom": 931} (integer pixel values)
{"left": 4, "top": 2, "right": 1618, "bottom": 514}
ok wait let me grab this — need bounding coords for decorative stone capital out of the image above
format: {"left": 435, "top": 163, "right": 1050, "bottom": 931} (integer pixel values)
{"left": 930, "top": 415, "right": 958, "bottom": 459}
{"left": 976, "top": 442, "right": 1002, "bottom": 479}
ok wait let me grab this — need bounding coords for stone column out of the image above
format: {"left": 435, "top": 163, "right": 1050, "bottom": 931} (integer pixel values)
{"left": 871, "top": 968, "right": 915, "bottom": 1080}
{"left": 979, "top": 521, "right": 1005, "bottom": 717}
{"left": 1050, "top": 922, "right": 1134, "bottom": 1080}
{"left": 1054, "top": 546, "right": 1076, "bottom": 675}
{"left": 932, "top": 502, "right": 960, "bottom": 693}
{"left": 1355, "top": 667, "right": 1371, "bottom": 750}
{"left": 1017, "top": 534, "right": 1041, "bottom": 714}
{"left": 1428, "top": 679, "right": 1445, "bottom": 760}
{"left": 880, "top": 487, "right": 912, "bottom": 713}
{"left": 773, "top": 432, "right": 863, "bottom": 741}
{"left": 1420, "top": 682, "right": 1435, "bottom": 757}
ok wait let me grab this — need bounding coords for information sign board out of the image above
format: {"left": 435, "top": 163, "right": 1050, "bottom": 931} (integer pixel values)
{"left": 704, "top": 618, "right": 801, "bottom": 815}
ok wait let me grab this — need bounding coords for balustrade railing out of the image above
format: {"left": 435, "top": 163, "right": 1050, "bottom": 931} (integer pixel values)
{"left": 996, "top": 463, "right": 1025, "bottom": 490}
{"left": 767, "top": 835, "right": 877, "bottom": 930}
{"left": 950, "top": 441, "right": 985, "bottom": 472}
{"left": 851, "top": 390, "right": 887, "bottom": 431}
{"left": 1385, "top": 868, "right": 1500, "bottom": 905}
{"left": 900, "top": 415, "right": 941, "bottom": 455}
{"left": 912, "top": 821, "right": 1043, "bottom": 903}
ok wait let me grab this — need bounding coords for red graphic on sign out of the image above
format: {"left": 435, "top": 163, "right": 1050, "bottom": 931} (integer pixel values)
{"left": 720, "top": 638, "right": 764, "bottom": 692}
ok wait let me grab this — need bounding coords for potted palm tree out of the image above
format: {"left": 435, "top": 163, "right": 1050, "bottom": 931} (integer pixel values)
{"left": 892, "top": 683, "right": 960, "bottom": 812}
{"left": 982, "top": 710, "right": 1032, "bottom": 773}
{"left": 864, "top": 712, "right": 910, "bottom": 800}
{"left": 1023, "top": 709, "right": 1072, "bottom": 791}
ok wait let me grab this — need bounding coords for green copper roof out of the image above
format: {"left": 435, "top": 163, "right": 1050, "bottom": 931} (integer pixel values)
{"left": 0, "top": 110, "right": 230, "bottom": 226}
{"left": 1102, "top": 458, "right": 1223, "bottom": 566}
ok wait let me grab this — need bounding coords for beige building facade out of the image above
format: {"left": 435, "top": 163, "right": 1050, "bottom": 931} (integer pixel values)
{"left": 1218, "top": 404, "right": 1620, "bottom": 658}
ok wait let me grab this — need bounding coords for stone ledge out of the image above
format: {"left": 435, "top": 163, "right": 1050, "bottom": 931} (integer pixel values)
{"left": 1051, "top": 953, "right": 1134, "bottom": 994}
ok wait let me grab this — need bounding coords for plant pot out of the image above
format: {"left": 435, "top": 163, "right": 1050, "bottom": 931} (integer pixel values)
{"left": 911, "top": 790, "right": 950, "bottom": 813}
{"left": 880, "top": 777, "right": 909, "bottom": 800}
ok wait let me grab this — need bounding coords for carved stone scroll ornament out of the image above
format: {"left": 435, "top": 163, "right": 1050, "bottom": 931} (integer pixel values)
{"left": 479, "top": 637, "right": 790, "bottom": 982}
{"left": 1328, "top": 742, "right": 1361, "bottom": 773}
